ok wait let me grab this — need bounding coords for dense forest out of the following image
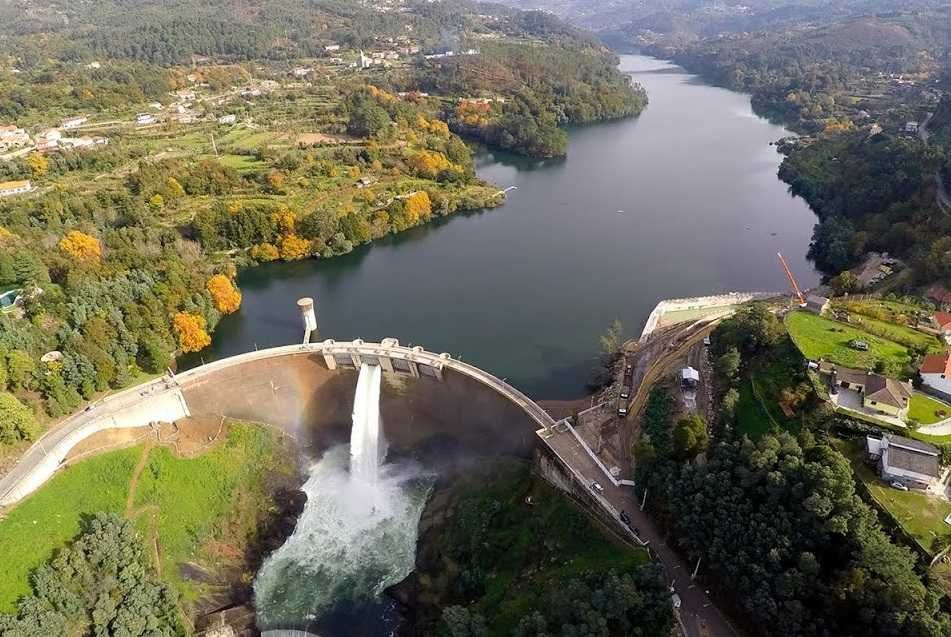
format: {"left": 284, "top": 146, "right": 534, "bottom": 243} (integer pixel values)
{"left": 634, "top": 304, "right": 951, "bottom": 637}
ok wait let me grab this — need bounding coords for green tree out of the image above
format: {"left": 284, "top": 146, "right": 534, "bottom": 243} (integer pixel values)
{"left": 716, "top": 347, "right": 742, "bottom": 383}
{"left": 599, "top": 319, "right": 624, "bottom": 356}
{"left": 0, "top": 391, "right": 38, "bottom": 444}
{"left": 673, "top": 414, "right": 708, "bottom": 460}
{"left": 6, "top": 350, "right": 36, "bottom": 391}
{"left": 0, "top": 513, "right": 182, "bottom": 635}
{"left": 441, "top": 606, "right": 488, "bottom": 637}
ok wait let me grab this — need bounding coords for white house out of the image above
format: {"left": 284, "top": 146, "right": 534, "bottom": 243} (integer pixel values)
{"left": 61, "top": 116, "right": 87, "bottom": 130}
{"left": 324, "top": 44, "right": 341, "bottom": 52}
{"left": 217, "top": 114, "right": 237, "bottom": 125}
{"left": 292, "top": 67, "right": 311, "bottom": 77}
{"left": 867, "top": 434, "right": 940, "bottom": 489}
{"left": 135, "top": 113, "right": 156, "bottom": 126}
{"left": 0, "top": 180, "right": 33, "bottom": 198}
{"left": 920, "top": 351, "right": 951, "bottom": 398}
{"left": 805, "top": 295, "right": 830, "bottom": 315}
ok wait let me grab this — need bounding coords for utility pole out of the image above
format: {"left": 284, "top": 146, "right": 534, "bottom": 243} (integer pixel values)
{"left": 210, "top": 133, "right": 219, "bottom": 157}
{"left": 640, "top": 488, "right": 648, "bottom": 511}
{"left": 692, "top": 556, "right": 702, "bottom": 580}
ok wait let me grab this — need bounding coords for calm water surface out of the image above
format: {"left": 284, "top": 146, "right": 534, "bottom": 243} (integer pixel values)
{"left": 188, "top": 55, "right": 819, "bottom": 399}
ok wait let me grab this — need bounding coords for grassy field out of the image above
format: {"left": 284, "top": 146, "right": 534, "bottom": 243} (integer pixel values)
{"left": 0, "top": 449, "right": 138, "bottom": 611}
{"left": 785, "top": 310, "right": 914, "bottom": 376}
{"left": 735, "top": 339, "right": 806, "bottom": 439}
{"left": 131, "top": 425, "right": 289, "bottom": 603}
{"left": 909, "top": 393, "right": 951, "bottom": 425}
{"left": 843, "top": 441, "right": 951, "bottom": 554}
{"left": 0, "top": 423, "right": 288, "bottom": 612}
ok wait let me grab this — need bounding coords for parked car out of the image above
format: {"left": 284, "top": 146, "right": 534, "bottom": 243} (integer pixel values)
{"left": 620, "top": 385, "right": 631, "bottom": 399}
{"left": 590, "top": 481, "right": 605, "bottom": 494}
{"left": 849, "top": 340, "right": 869, "bottom": 351}
{"left": 617, "top": 401, "right": 628, "bottom": 417}
{"left": 890, "top": 481, "right": 908, "bottom": 491}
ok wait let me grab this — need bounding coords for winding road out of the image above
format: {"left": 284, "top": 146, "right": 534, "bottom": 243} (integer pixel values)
{"left": 919, "top": 113, "right": 951, "bottom": 213}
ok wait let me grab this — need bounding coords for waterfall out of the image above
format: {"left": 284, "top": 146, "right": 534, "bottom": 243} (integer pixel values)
{"left": 350, "top": 364, "right": 384, "bottom": 483}
{"left": 253, "top": 363, "right": 432, "bottom": 634}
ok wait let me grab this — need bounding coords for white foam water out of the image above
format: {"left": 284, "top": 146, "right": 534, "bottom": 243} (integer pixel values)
{"left": 253, "top": 364, "right": 432, "bottom": 633}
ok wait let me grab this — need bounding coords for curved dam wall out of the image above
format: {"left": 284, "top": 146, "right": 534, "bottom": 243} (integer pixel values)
{"left": 0, "top": 340, "right": 553, "bottom": 507}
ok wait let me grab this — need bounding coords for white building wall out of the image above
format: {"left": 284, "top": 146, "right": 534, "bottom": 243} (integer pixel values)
{"left": 922, "top": 372, "right": 951, "bottom": 395}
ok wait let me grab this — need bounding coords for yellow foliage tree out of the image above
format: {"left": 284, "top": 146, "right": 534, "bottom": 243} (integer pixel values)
{"left": 59, "top": 230, "right": 102, "bottom": 264}
{"left": 278, "top": 234, "right": 313, "bottom": 261}
{"left": 0, "top": 227, "right": 15, "bottom": 243}
{"left": 166, "top": 177, "right": 185, "bottom": 198}
{"left": 173, "top": 312, "right": 211, "bottom": 353}
{"left": 407, "top": 150, "right": 451, "bottom": 179}
{"left": 27, "top": 153, "right": 48, "bottom": 176}
{"left": 250, "top": 243, "right": 280, "bottom": 262}
{"left": 206, "top": 274, "right": 242, "bottom": 314}
{"left": 403, "top": 191, "right": 432, "bottom": 225}
{"left": 273, "top": 208, "right": 296, "bottom": 234}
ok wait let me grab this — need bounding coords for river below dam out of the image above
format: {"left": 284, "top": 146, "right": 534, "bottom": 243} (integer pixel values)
{"left": 186, "top": 54, "right": 820, "bottom": 399}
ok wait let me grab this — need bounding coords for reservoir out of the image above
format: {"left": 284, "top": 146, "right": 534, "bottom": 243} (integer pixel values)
{"left": 189, "top": 55, "right": 820, "bottom": 399}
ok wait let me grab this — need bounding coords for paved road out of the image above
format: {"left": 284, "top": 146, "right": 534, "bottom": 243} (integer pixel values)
{"left": 919, "top": 113, "right": 951, "bottom": 213}
{"left": 546, "top": 320, "right": 737, "bottom": 637}
{"left": 545, "top": 423, "right": 736, "bottom": 637}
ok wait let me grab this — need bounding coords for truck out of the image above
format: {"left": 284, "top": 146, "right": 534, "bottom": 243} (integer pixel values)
{"left": 619, "top": 384, "right": 631, "bottom": 399}
{"left": 617, "top": 396, "right": 629, "bottom": 417}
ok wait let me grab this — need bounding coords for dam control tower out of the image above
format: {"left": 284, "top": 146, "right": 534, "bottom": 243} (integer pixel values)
{"left": 298, "top": 297, "right": 318, "bottom": 343}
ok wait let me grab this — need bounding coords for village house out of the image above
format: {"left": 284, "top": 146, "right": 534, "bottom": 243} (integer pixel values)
{"left": 135, "top": 113, "right": 157, "bottom": 126}
{"left": 292, "top": 67, "right": 311, "bottom": 78}
{"left": 0, "top": 179, "right": 33, "bottom": 198}
{"left": 920, "top": 351, "right": 951, "bottom": 400}
{"left": 821, "top": 363, "right": 912, "bottom": 419}
{"left": 324, "top": 44, "right": 341, "bottom": 52}
{"left": 217, "top": 114, "right": 237, "bottom": 125}
{"left": 932, "top": 312, "right": 951, "bottom": 344}
{"left": 0, "top": 125, "right": 30, "bottom": 152}
{"left": 905, "top": 121, "right": 920, "bottom": 134}
{"left": 60, "top": 116, "right": 88, "bottom": 130}
{"left": 805, "top": 294, "right": 830, "bottom": 315}
{"left": 866, "top": 434, "right": 940, "bottom": 490}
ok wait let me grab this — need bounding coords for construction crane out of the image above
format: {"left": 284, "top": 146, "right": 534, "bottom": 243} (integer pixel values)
{"left": 777, "top": 252, "right": 806, "bottom": 306}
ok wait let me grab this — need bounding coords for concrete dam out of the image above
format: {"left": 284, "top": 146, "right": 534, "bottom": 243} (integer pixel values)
{"left": 0, "top": 338, "right": 554, "bottom": 507}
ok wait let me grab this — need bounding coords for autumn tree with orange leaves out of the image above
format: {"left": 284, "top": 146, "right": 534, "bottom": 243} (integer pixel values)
{"left": 173, "top": 313, "right": 211, "bottom": 353}
{"left": 206, "top": 275, "right": 242, "bottom": 314}
{"left": 59, "top": 230, "right": 102, "bottom": 264}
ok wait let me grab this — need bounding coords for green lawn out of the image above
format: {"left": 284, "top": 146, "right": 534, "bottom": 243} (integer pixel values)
{"left": 0, "top": 449, "right": 138, "bottom": 611}
{"left": 842, "top": 442, "right": 951, "bottom": 554}
{"left": 0, "top": 424, "right": 287, "bottom": 612}
{"left": 909, "top": 393, "right": 951, "bottom": 425}
{"left": 785, "top": 310, "right": 914, "bottom": 376}
{"left": 215, "top": 153, "right": 267, "bottom": 171}
{"left": 131, "top": 425, "right": 287, "bottom": 602}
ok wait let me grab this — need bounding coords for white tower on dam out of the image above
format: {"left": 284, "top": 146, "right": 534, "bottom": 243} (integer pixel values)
{"left": 298, "top": 297, "right": 318, "bottom": 343}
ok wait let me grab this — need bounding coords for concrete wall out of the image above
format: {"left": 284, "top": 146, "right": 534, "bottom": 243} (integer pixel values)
{"left": 1, "top": 340, "right": 552, "bottom": 507}
{"left": 0, "top": 388, "right": 189, "bottom": 505}
{"left": 639, "top": 291, "right": 780, "bottom": 340}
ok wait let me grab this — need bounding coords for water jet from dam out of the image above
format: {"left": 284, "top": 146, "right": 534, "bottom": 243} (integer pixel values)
{"left": 253, "top": 364, "right": 432, "bottom": 634}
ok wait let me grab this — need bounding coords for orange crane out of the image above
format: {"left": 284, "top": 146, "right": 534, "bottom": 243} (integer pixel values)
{"left": 777, "top": 252, "right": 806, "bottom": 306}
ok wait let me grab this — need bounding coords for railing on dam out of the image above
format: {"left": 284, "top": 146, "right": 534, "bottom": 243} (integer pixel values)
{"left": 0, "top": 339, "right": 556, "bottom": 507}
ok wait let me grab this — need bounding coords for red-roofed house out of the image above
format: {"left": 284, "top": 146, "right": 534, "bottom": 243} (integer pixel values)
{"left": 921, "top": 351, "right": 951, "bottom": 397}
{"left": 933, "top": 312, "right": 951, "bottom": 344}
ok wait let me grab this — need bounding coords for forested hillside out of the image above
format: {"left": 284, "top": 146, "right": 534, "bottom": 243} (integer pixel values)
{"left": 0, "top": 0, "right": 646, "bottom": 459}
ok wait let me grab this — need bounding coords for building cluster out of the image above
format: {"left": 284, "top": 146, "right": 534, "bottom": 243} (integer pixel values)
{"left": 1, "top": 118, "right": 108, "bottom": 162}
